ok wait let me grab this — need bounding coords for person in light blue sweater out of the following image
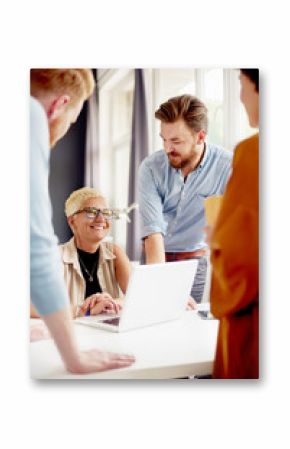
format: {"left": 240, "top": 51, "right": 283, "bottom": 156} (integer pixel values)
{"left": 30, "top": 69, "right": 135, "bottom": 373}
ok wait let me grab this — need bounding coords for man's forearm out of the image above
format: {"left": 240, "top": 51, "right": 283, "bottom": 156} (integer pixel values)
{"left": 144, "top": 233, "right": 166, "bottom": 264}
{"left": 41, "top": 308, "right": 81, "bottom": 372}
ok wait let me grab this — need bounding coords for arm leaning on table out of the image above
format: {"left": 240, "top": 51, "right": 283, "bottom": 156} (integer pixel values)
{"left": 138, "top": 158, "right": 166, "bottom": 264}
{"left": 138, "top": 158, "right": 196, "bottom": 309}
{"left": 30, "top": 98, "right": 135, "bottom": 373}
{"left": 144, "top": 233, "right": 166, "bottom": 264}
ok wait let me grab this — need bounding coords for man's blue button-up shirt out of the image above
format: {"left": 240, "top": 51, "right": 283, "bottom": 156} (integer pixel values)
{"left": 138, "top": 144, "right": 233, "bottom": 252}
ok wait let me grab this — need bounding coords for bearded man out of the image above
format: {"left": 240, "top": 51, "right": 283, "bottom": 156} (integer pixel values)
{"left": 138, "top": 94, "right": 232, "bottom": 304}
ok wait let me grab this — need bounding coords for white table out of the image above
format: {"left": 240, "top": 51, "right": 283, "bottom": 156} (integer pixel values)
{"left": 30, "top": 305, "right": 218, "bottom": 379}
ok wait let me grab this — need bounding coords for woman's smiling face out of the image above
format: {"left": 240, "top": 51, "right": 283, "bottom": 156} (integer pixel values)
{"left": 70, "top": 196, "right": 111, "bottom": 248}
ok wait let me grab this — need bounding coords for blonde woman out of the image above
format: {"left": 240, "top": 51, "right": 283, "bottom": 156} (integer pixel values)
{"left": 61, "top": 187, "right": 131, "bottom": 317}
{"left": 31, "top": 187, "right": 131, "bottom": 318}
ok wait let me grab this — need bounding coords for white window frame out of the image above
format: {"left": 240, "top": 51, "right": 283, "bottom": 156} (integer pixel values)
{"left": 147, "top": 68, "right": 254, "bottom": 152}
{"left": 98, "top": 69, "right": 133, "bottom": 202}
{"left": 98, "top": 69, "right": 134, "bottom": 248}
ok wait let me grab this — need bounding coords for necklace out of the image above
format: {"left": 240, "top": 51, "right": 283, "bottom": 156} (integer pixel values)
{"left": 78, "top": 255, "right": 99, "bottom": 282}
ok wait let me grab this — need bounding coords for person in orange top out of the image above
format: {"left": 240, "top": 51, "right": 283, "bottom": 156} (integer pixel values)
{"left": 210, "top": 69, "right": 259, "bottom": 379}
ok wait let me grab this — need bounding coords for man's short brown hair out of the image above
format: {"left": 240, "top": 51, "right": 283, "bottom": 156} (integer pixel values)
{"left": 30, "top": 69, "right": 95, "bottom": 105}
{"left": 155, "top": 94, "right": 208, "bottom": 133}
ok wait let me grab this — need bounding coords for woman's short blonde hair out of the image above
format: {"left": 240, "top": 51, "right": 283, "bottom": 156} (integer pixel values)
{"left": 65, "top": 187, "right": 104, "bottom": 217}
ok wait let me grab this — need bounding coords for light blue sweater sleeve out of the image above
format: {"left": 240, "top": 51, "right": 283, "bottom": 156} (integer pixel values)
{"left": 30, "top": 97, "right": 69, "bottom": 315}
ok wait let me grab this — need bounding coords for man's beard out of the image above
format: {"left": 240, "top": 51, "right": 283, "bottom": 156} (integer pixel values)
{"left": 168, "top": 152, "right": 193, "bottom": 170}
{"left": 168, "top": 155, "right": 181, "bottom": 169}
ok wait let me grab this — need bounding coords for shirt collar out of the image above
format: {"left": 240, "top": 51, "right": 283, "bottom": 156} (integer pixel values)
{"left": 62, "top": 237, "right": 116, "bottom": 268}
{"left": 198, "top": 142, "right": 209, "bottom": 168}
{"left": 99, "top": 241, "right": 116, "bottom": 265}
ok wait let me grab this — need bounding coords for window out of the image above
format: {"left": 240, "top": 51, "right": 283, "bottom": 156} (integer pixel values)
{"left": 149, "top": 68, "right": 196, "bottom": 151}
{"left": 98, "top": 68, "right": 257, "bottom": 250}
{"left": 98, "top": 69, "right": 134, "bottom": 249}
{"left": 146, "top": 68, "right": 257, "bottom": 152}
{"left": 203, "top": 68, "right": 224, "bottom": 146}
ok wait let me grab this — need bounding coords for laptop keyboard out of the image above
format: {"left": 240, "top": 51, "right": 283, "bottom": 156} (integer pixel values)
{"left": 75, "top": 314, "right": 120, "bottom": 325}
{"left": 101, "top": 317, "right": 120, "bottom": 326}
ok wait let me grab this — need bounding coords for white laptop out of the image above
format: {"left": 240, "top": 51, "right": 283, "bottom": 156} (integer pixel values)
{"left": 75, "top": 260, "right": 198, "bottom": 332}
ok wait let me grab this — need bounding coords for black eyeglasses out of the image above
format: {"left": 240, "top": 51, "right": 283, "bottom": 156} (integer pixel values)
{"left": 73, "top": 207, "right": 114, "bottom": 221}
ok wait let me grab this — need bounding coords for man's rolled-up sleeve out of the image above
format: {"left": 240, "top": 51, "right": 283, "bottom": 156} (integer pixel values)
{"left": 138, "top": 159, "right": 167, "bottom": 238}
